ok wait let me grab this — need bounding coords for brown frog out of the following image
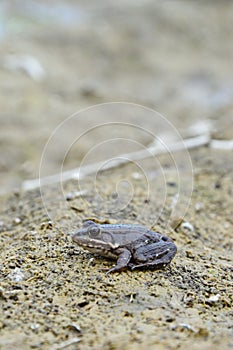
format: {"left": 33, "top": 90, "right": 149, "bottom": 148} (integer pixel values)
{"left": 72, "top": 220, "right": 177, "bottom": 273}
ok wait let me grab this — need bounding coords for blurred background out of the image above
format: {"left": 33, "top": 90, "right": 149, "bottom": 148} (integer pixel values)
{"left": 0, "top": 0, "right": 233, "bottom": 193}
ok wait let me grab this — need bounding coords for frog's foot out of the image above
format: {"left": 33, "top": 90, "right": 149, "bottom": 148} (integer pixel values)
{"left": 105, "top": 265, "right": 128, "bottom": 274}
{"left": 105, "top": 248, "right": 132, "bottom": 274}
{"left": 99, "top": 265, "right": 127, "bottom": 274}
{"left": 130, "top": 256, "right": 173, "bottom": 271}
{"left": 99, "top": 266, "right": 114, "bottom": 273}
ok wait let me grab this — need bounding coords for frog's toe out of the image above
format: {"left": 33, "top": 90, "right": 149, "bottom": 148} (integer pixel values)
{"left": 99, "top": 266, "right": 111, "bottom": 273}
{"left": 128, "top": 263, "right": 137, "bottom": 270}
{"left": 106, "top": 266, "right": 127, "bottom": 274}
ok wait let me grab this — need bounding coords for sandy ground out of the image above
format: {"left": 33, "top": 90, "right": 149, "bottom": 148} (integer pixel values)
{"left": 0, "top": 146, "right": 232, "bottom": 350}
{"left": 0, "top": 1, "right": 233, "bottom": 349}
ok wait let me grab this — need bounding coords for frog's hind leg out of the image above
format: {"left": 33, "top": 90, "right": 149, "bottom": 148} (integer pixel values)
{"left": 131, "top": 257, "right": 170, "bottom": 270}
{"left": 131, "top": 245, "right": 177, "bottom": 271}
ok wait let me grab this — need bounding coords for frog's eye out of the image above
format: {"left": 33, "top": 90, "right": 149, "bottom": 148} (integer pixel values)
{"left": 89, "top": 226, "right": 101, "bottom": 237}
{"left": 161, "top": 236, "right": 168, "bottom": 241}
{"left": 83, "top": 220, "right": 95, "bottom": 228}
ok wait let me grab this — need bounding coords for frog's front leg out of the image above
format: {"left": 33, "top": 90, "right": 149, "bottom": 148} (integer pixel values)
{"left": 106, "top": 248, "right": 132, "bottom": 274}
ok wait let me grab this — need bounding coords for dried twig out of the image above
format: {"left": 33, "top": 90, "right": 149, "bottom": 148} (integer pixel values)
{"left": 210, "top": 139, "right": 233, "bottom": 150}
{"left": 50, "top": 337, "right": 81, "bottom": 350}
{"left": 22, "top": 133, "right": 231, "bottom": 191}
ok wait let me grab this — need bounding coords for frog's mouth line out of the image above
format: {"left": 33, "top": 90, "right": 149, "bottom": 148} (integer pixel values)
{"left": 74, "top": 237, "right": 119, "bottom": 250}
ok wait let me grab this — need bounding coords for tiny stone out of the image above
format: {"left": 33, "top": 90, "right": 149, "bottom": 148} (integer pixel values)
{"left": 30, "top": 323, "right": 40, "bottom": 330}
{"left": 167, "top": 181, "right": 176, "bottom": 187}
{"left": 88, "top": 258, "right": 95, "bottom": 266}
{"left": 179, "top": 323, "right": 195, "bottom": 331}
{"left": 186, "top": 250, "right": 195, "bottom": 259}
{"left": 208, "top": 294, "right": 220, "bottom": 303}
{"left": 69, "top": 323, "right": 81, "bottom": 332}
{"left": 111, "top": 192, "right": 118, "bottom": 199}
{"left": 40, "top": 221, "right": 53, "bottom": 229}
{"left": 181, "top": 222, "right": 194, "bottom": 232}
{"left": 66, "top": 190, "right": 87, "bottom": 201}
{"left": 131, "top": 172, "right": 142, "bottom": 180}
{"left": 7, "top": 267, "right": 25, "bottom": 282}
{"left": 195, "top": 202, "right": 203, "bottom": 212}
{"left": 13, "top": 217, "right": 21, "bottom": 224}
{"left": 223, "top": 222, "right": 230, "bottom": 229}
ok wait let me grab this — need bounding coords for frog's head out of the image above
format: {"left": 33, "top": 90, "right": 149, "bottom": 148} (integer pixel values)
{"left": 73, "top": 220, "right": 101, "bottom": 240}
{"left": 72, "top": 220, "right": 118, "bottom": 252}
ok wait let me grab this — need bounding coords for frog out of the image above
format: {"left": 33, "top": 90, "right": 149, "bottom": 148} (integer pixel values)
{"left": 72, "top": 220, "right": 177, "bottom": 273}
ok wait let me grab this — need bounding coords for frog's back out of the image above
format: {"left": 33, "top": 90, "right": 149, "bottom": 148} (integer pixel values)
{"left": 100, "top": 223, "right": 152, "bottom": 245}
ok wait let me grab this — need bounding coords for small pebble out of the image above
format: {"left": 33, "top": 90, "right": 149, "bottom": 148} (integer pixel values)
{"left": 40, "top": 221, "right": 53, "bottom": 230}
{"left": 195, "top": 202, "right": 203, "bottom": 212}
{"left": 30, "top": 323, "right": 40, "bottom": 330}
{"left": 66, "top": 190, "right": 87, "bottom": 201}
{"left": 208, "top": 294, "right": 220, "bottom": 303}
{"left": 7, "top": 268, "right": 25, "bottom": 282}
{"left": 131, "top": 172, "right": 143, "bottom": 180}
{"left": 88, "top": 258, "right": 95, "bottom": 266}
{"left": 69, "top": 323, "right": 81, "bottom": 332}
{"left": 181, "top": 222, "right": 194, "bottom": 232}
{"left": 13, "top": 217, "right": 21, "bottom": 225}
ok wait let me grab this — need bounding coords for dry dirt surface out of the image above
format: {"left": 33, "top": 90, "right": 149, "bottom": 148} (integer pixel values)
{"left": 0, "top": 146, "right": 232, "bottom": 350}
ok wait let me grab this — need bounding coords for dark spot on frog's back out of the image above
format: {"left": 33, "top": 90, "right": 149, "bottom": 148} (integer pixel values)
{"left": 72, "top": 221, "right": 177, "bottom": 273}
{"left": 161, "top": 235, "right": 169, "bottom": 241}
